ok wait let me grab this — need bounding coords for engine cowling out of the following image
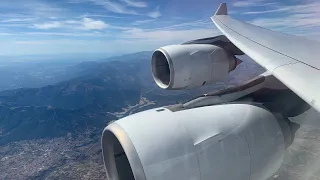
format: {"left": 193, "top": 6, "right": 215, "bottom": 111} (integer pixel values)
{"left": 151, "top": 44, "right": 239, "bottom": 89}
{"left": 102, "top": 103, "right": 292, "bottom": 180}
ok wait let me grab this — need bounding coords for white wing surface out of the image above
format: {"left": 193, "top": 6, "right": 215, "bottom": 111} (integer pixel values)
{"left": 212, "top": 3, "right": 320, "bottom": 112}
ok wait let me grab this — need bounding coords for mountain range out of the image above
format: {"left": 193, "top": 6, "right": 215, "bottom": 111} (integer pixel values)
{"left": 0, "top": 51, "right": 264, "bottom": 179}
{"left": 0, "top": 51, "right": 264, "bottom": 145}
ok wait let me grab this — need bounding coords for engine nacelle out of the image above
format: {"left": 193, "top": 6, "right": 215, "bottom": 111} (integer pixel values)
{"left": 151, "top": 44, "right": 239, "bottom": 89}
{"left": 102, "top": 104, "right": 292, "bottom": 180}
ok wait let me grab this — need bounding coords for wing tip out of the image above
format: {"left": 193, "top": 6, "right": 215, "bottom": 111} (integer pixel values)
{"left": 215, "top": 3, "right": 228, "bottom": 15}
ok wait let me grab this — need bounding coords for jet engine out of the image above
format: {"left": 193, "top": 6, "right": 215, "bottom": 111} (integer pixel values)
{"left": 151, "top": 44, "right": 239, "bottom": 89}
{"left": 151, "top": 36, "right": 243, "bottom": 90}
{"left": 102, "top": 103, "right": 293, "bottom": 180}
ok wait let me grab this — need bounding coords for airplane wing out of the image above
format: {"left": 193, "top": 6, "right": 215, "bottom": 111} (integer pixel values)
{"left": 211, "top": 3, "right": 320, "bottom": 113}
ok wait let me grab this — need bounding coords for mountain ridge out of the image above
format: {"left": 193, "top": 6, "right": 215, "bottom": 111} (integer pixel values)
{"left": 0, "top": 52, "right": 264, "bottom": 146}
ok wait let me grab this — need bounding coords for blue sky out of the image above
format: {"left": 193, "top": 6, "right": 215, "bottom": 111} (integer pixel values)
{"left": 0, "top": 0, "right": 319, "bottom": 56}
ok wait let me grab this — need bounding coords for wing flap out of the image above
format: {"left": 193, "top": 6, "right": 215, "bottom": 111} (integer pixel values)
{"left": 211, "top": 5, "right": 320, "bottom": 112}
{"left": 273, "top": 63, "right": 320, "bottom": 108}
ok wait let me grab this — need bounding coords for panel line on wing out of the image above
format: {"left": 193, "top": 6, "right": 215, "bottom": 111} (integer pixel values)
{"left": 272, "top": 62, "right": 299, "bottom": 72}
{"left": 212, "top": 16, "right": 320, "bottom": 71}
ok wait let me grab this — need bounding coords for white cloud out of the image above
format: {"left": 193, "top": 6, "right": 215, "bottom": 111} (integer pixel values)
{"left": 244, "top": 1, "right": 320, "bottom": 15}
{"left": 3, "top": 18, "right": 215, "bottom": 37}
{"left": 2, "top": 18, "right": 221, "bottom": 55}
{"left": 30, "top": 18, "right": 108, "bottom": 31}
{"left": 73, "top": 0, "right": 139, "bottom": 15}
{"left": 81, "top": 17, "right": 108, "bottom": 30}
{"left": 147, "top": 6, "right": 161, "bottom": 18}
{"left": 91, "top": 0, "right": 135, "bottom": 14}
{"left": 232, "top": 0, "right": 274, "bottom": 7}
{"left": 0, "top": 0, "right": 65, "bottom": 18}
{"left": 249, "top": 2, "right": 320, "bottom": 27}
{"left": 251, "top": 14, "right": 320, "bottom": 29}
{"left": 233, "top": 1, "right": 257, "bottom": 7}
{"left": 15, "top": 41, "right": 51, "bottom": 45}
{"left": 131, "top": 19, "right": 154, "bottom": 25}
{"left": 26, "top": 32, "right": 107, "bottom": 37}
{"left": 1, "top": 0, "right": 320, "bottom": 56}
{"left": 147, "top": 19, "right": 213, "bottom": 31}
{"left": 248, "top": 2, "right": 320, "bottom": 37}
{"left": 49, "top": 17, "right": 58, "bottom": 20}
{"left": 0, "top": 18, "right": 38, "bottom": 23}
{"left": 64, "top": 20, "right": 79, "bottom": 24}
{"left": 244, "top": 9, "right": 281, "bottom": 15}
{"left": 121, "top": 0, "right": 147, "bottom": 8}
{"left": 0, "top": 39, "right": 135, "bottom": 56}
{"left": 0, "top": 32, "right": 13, "bottom": 36}
{"left": 0, "top": 23, "right": 30, "bottom": 27}
{"left": 14, "top": 39, "right": 107, "bottom": 45}
{"left": 33, "top": 22, "right": 62, "bottom": 29}
{"left": 119, "top": 28, "right": 220, "bottom": 44}
{"left": 79, "top": 14, "right": 129, "bottom": 19}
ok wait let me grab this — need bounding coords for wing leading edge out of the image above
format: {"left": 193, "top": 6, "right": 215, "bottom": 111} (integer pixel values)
{"left": 212, "top": 3, "right": 320, "bottom": 113}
